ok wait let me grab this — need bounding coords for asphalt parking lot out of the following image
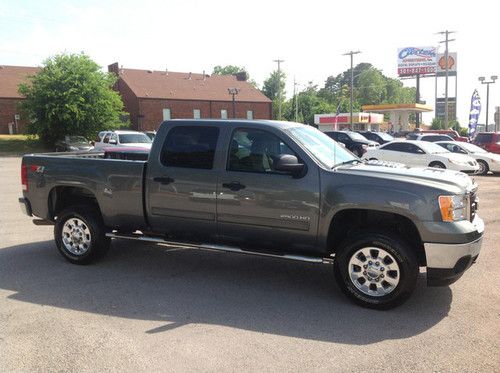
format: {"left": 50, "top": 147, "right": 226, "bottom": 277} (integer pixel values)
{"left": 1, "top": 156, "right": 499, "bottom": 372}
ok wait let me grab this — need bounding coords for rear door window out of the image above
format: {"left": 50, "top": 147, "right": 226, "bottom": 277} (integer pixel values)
{"left": 161, "top": 126, "right": 219, "bottom": 169}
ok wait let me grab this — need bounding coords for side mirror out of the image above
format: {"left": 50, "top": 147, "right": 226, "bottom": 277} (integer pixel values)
{"left": 274, "top": 154, "right": 306, "bottom": 177}
{"left": 109, "top": 139, "right": 117, "bottom": 145}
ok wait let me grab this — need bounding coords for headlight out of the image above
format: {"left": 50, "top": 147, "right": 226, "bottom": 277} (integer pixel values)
{"left": 438, "top": 195, "right": 468, "bottom": 222}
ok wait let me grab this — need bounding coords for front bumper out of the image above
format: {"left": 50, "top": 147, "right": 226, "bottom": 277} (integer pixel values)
{"left": 425, "top": 215, "right": 484, "bottom": 286}
{"left": 19, "top": 197, "right": 32, "bottom": 217}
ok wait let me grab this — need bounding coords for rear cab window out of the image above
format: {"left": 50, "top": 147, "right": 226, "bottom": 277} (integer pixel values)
{"left": 161, "top": 126, "right": 219, "bottom": 169}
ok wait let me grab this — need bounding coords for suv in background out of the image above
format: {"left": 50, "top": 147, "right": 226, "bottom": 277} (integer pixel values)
{"left": 406, "top": 133, "right": 454, "bottom": 142}
{"left": 324, "top": 131, "right": 379, "bottom": 157}
{"left": 358, "top": 131, "right": 394, "bottom": 145}
{"left": 94, "top": 130, "right": 153, "bottom": 150}
{"left": 472, "top": 132, "right": 500, "bottom": 154}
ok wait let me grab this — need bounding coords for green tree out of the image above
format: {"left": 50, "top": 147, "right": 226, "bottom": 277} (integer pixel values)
{"left": 356, "top": 68, "right": 386, "bottom": 106}
{"left": 431, "top": 117, "right": 445, "bottom": 130}
{"left": 19, "top": 53, "right": 124, "bottom": 145}
{"left": 262, "top": 70, "right": 287, "bottom": 119}
{"left": 212, "top": 65, "right": 257, "bottom": 87}
{"left": 212, "top": 65, "right": 246, "bottom": 76}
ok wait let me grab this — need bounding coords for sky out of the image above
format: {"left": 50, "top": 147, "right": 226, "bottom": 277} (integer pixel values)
{"left": 1, "top": 0, "right": 498, "bottom": 127}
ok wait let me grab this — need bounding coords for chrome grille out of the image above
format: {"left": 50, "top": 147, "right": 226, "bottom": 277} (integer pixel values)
{"left": 469, "top": 191, "right": 478, "bottom": 222}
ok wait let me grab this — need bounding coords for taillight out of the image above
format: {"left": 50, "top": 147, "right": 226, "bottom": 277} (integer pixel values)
{"left": 21, "top": 164, "right": 28, "bottom": 191}
{"left": 21, "top": 164, "right": 39, "bottom": 192}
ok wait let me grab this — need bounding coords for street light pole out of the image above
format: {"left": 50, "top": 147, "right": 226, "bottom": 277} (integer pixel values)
{"left": 343, "top": 51, "right": 361, "bottom": 128}
{"left": 273, "top": 59, "right": 284, "bottom": 120}
{"left": 437, "top": 30, "right": 456, "bottom": 127}
{"left": 479, "top": 76, "right": 498, "bottom": 131}
{"left": 228, "top": 88, "right": 240, "bottom": 119}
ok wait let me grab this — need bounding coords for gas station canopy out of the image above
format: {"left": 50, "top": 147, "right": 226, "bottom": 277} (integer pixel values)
{"left": 362, "top": 104, "right": 433, "bottom": 132}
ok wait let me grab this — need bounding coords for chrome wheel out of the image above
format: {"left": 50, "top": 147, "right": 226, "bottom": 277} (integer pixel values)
{"left": 61, "top": 218, "right": 92, "bottom": 255}
{"left": 477, "top": 160, "right": 487, "bottom": 175}
{"left": 348, "top": 247, "right": 400, "bottom": 297}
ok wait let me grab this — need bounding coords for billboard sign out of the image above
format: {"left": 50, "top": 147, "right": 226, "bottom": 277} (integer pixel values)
{"left": 398, "top": 47, "right": 437, "bottom": 76}
{"left": 436, "top": 52, "right": 457, "bottom": 76}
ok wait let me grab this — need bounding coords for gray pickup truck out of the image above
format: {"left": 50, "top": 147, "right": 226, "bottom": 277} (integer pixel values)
{"left": 19, "top": 120, "right": 484, "bottom": 309}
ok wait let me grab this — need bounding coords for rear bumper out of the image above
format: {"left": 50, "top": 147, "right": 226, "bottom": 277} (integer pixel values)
{"left": 19, "top": 197, "right": 32, "bottom": 217}
{"left": 425, "top": 216, "right": 484, "bottom": 286}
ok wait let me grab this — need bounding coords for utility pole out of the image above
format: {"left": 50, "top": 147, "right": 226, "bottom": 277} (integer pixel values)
{"left": 293, "top": 77, "right": 299, "bottom": 122}
{"left": 437, "top": 30, "right": 456, "bottom": 127}
{"left": 228, "top": 88, "right": 240, "bottom": 118}
{"left": 273, "top": 59, "right": 284, "bottom": 120}
{"left": 342, "top": 51, "right": 361, "bottom": 128}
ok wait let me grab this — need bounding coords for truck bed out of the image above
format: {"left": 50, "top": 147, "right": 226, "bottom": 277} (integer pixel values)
{"left": 22, "top": 151, "right": 147, "bottom": 229}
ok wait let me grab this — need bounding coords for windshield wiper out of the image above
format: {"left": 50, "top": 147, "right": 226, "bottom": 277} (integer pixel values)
{"left": 332, "top": 159, "right": 363, "bottom": 169}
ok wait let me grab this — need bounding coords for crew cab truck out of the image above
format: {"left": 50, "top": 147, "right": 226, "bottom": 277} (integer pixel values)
{"left": 19, "top": 120, "right": 484, "bottom": 309}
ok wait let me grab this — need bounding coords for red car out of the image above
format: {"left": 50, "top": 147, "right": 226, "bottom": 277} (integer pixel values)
{"left": 472, "top": 132, "right": 500, "bottom": 154}
{"left": 418, "top": 129, "right": 468, "bottom": 142}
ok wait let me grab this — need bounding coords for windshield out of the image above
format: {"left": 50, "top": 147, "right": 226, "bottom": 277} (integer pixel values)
{"left": 377, "top": 132, "right": 394, "bottom": 141}
{"left": 416, "top": 141, "right": 450, "bottom": 154}
{"left": 289, "top": 126, "right": 357, "bottom": 168}
{"left": 118, "top": 133, "right": 152, "bottom": 144}
{"left": 347, "top": 132, "right": 369, "bottom": 141}
{"left": 458, "top": 142, "right": 487, "bottom": 153}
{"left": 67, "top": 136, "right": 88, "bottom": 143}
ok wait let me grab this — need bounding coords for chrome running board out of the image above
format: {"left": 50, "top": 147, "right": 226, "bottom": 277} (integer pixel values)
{"left": 106, "top": 232, "right": 333, "bottom": 264}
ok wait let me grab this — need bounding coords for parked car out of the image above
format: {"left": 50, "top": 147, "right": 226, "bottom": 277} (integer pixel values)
{"left": 144, "top": 131, "right": 156, "bottom": 141}
{"left": 365, "top": 140, "right": 479, "bottom": 173}
{"left": 19, "top": 119, "right": 484, "bottom": 309}
{"left": 94, "top": 130, "right": 153, "bottom": 150}
{"left": 436, "top": 141, "right": 500, "bottom": 175}
{"left": 54, "top": 136, "right": 93, "bottom": 152}
{"left": 324, "top": 131, "right": 379, "bottom": 156}
{"left": 417, "top": 129, "right": 468, "bottom": 142}
{"left": 103, "top": 146, "right": 150, "bottom": 161}
{"left": 472, "top": 132, "right": 500, "bottom": 154}
{"left": 357, "top": 131, "right": 394, "bottom": 145}
{"left": 406, "top": 133, "right": 455, "bottom": 142}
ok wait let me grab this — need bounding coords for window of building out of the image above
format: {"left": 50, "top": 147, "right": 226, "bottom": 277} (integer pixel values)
{"left": 247, "top": 110, "right": 253, "bottom": 120}
{"left": 163, "top": 108, "right": 171, "bottom": 121}
{"left": 161, "top": 126, "right": 219, "bottom": 169}
{"left": 228, "top": 128, "right": 296, "bottom": 173}
{"left": 221, "top": 109, "right": 228, "bottom": 119}
{"left": 193, "top": 109, "right": 201, "bottom": 119}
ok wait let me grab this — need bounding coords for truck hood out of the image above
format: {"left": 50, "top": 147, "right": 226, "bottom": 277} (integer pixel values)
{"left": 337, "top": 161, "right": 476, "bottom": 194}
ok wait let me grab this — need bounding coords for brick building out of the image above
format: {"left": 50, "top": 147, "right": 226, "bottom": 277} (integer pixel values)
{"left": 108, "top": 63, "right": 272, "bottom": 131}
{"left": 0, "top": 65, "right": 40, "bottom": 134}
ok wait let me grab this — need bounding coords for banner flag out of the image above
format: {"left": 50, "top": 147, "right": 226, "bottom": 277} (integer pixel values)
{"left": 468, "top": 90, "right": 481, "bottom": 138}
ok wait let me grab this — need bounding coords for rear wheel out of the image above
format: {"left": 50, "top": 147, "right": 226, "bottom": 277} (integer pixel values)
{"left": 477, "top": 160, "right": 489, "bottom": 175}
{"left": 429, "top": 161, "right": 446, "bottom": 169}
{"left": 54, "top": 205, "right": 109, "bottom": 264}
{"left": 334, "top": 232, "right": 418, "bottom": 309}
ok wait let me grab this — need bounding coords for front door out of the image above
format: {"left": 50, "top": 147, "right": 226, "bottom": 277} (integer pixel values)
{"left": 217, "top": 127, "right": 320, "bottom": 254}
{"left": 146, "top": 125, "right": 220, "bottom": 242}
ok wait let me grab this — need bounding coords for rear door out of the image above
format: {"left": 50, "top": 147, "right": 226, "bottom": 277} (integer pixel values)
{"left": 146, "top": 125, "right": 220, "bottom": 242}
{"left": 216, "top": 127, "right": 320, "bottom": 254}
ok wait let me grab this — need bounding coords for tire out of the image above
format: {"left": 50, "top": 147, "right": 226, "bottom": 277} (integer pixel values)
{"left": 429, "top": 161, "right": 446, "bottom": 169}
{"left": 334, "top": 232, "right": 418, "bottom": 310}
{"left": 477, "top": 160, "right": 489, "bottom": 175}
{"left": 54, "top": 205, "right": 110, "bottom": 264}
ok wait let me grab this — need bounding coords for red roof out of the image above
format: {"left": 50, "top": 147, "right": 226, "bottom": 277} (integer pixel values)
{"left": 118, "top": 68, "right": 271, "bottom": 103}
{"left": 0, "top": 65, "right": 40, "bottom": 98}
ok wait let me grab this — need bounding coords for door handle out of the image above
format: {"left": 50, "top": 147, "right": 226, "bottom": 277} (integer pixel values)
{"left": 153, "top": 176, "right": 175, "bottom": 185}
{"left": 222, "top": 181, "right": 245, "bottom": 191}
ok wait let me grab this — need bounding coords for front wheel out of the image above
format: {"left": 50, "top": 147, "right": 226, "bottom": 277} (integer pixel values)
{"left": 477, "top": 160, "right": 489, "bottom": 175}
{"left": 334, "top": 232, "right": 418, "bottom": 309}
{"left": 54, "top": 205, "right": 110, "bottom": 264}
{"left": 429, "top": 161, "right": 446, "bottom": 169}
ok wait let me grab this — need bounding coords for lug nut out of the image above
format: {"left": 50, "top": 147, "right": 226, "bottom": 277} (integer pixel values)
{"left": 363, "top": 271, "right": 367, "bottom": 275}
{"left": 368, "top": 261, "right": 373, "bottom": 265}
{"left": 375, "top": 262, "right": 380, "bottom": 266}
{"left": 363, "top": 265, "right": 367, "bottom": 269}
{"left": 381, "top": 274, "right": 385, "bottom": 278}
{"left": 380, "top": 267, "right": 384, "bottom": 271}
